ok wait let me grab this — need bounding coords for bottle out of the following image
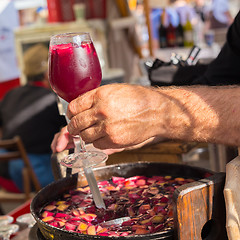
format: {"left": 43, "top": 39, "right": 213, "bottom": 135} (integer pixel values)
{"left": 175, "top": 13, "right": 184, "bottom": 47}
{"left": 166, "top": 15, "right": 176, "bottom": 48}
{"left": 193, "top": 14, "right": 204, "bottom": 47}
{"left": 183, "top": 13, "right": 194, "bottom": 47}
{"left": 158, "top": 9, "right": 167, "bottom": 48}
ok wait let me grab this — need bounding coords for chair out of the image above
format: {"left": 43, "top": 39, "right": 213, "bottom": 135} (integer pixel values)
{"left": 0, "top": 136, "right": 41, "bottom": 205}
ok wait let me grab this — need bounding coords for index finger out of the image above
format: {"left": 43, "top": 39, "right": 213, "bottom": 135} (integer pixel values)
{"left": 66, "top": 89, "right": 96, "bottom": 120}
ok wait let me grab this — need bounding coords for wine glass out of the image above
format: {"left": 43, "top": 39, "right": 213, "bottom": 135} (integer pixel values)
{"left": 48, "top": 32, "right": 108, "bottom": 169}
{"left": 0, "top": 224, "right": 19, "bottom": 240}
{"left": 16, "top": 213, "right": 36, "bottom": 228}
{"left": 0, "top": 215, "right": 14, "bottom": 225}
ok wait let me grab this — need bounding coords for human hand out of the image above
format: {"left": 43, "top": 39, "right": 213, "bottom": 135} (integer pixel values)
{"left": 51, "top": 126, "right": 164, "bottom": 155}
{"left": 51, "top": 126, "right": 74, "bottom": 153}
{"left": 51, "top": 125, "right": 125, "bottom": 155}
{"left": 66, "top": 84, "right": 165, "bottom": 150}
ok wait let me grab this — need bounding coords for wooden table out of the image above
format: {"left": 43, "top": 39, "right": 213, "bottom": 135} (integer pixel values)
{"left": 107, "top": 141, "right": 199, "bottom": 165}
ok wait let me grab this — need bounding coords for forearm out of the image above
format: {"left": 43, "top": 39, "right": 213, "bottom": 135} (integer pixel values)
{"left": 154, "top": 85, "right": 240, "bottom": 146}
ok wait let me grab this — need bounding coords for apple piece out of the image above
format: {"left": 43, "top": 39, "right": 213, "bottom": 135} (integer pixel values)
{"left": 135, "top": 228, "right": 150, "bottom": 235}
{"left": 112, "top": 176, "right": 125, "bottom": 184}
{"left": 72, "top": 209, "right": 81, "bottom": 217}
{"left": 79, "top": 198, "right": 92, "bottom": 208}
{"left": 63, "top": 193, "right": 71, "bottom": 198}
{"left": 77, "top": 207, "right": 85, "bottom": 215}
{"left": 70, "top": 217, "right": 81, "bottom": 222}
{"left": 97, "top": 227, "right": 108, "bottom": 234}
{"left": 44, "top": 205, "right": 56, "bottom": 211}
{"left": 49, "top": 221, "right": 58, "bottom": 228}
{"left": 55, "top": 213, "right": 71, "bottom": 219}
{"left": 139, "top": 204, "right": 151, "bottom": 214}
{"left": 122, "top": 219, "right": 135, "bottom": 226}
{"left": 153, "top": 204, "right": 166, "bottom": 214}
{"left": 98, "top": 232, "right": 110, "bottom": 236}
{"left": 42, "top": 216, "right": 54, "bottom": 223}
{"left": 120, "top": 232, "right": 130, "bottom": 236}
{"left": 71, "top": 195, "right": 83, "bottom": 204}
{"left": 136, "top": 179, "right": 146, "bottom": 186}
{"left": 128, "top": 206, "right": 135, "bottom": 217}
{"left": 56, "top": 203, "right": 69, "bottom": 212}
{"left": 108, "top": 203, "right": 118, "bottom": 211}
{"left": 58, "top": 221, "right": 65, "bottom": 228}
{"left": 147, "top": 188, "right": 159, "bottom": 195}
{"left": 55, "top": 218, "right": 67, "bottom": 223}
{"left": 148, "top": 208, "right": 156, "bottom": 217}
{"left": 140, "top": 218, "right": 152, "bottom": 225}
{"left": 108, "top": 232, "right": 120, "bottom": 237}
{"left": 80, "top": 213, "right": 97, "bottom": 222}
{"left": 151, "top": 214, "right": 164, "bottom": 224}
{"left": 65, "top": 222, "right": 76, "bottom": 231}
{"left": 98, "top": 180, "right": 109, "bottom": 186}
{"left": 77, "top": 222, "right": 88, "bottom": 232}
{"left": 87, "top": 225, "right": 96, "bottom": 235}
{"left": 105, "top": 185, "right": 117, "bottom": 191}
{"left": 41, "top": 211, "right": 54, "bottom": 218}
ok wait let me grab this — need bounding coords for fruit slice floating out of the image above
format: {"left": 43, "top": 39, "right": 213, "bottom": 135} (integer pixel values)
{"left": 39, "top": 175, "right": 195, "bottom": 236}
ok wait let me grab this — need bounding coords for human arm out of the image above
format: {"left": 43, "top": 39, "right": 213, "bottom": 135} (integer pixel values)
{"left": 65, "top": 83, "right": 240, "bottom": 151}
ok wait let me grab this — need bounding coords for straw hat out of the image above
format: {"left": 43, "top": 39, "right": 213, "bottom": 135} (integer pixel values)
{"left": 23, "top": 44, "right": 48, "bottom": 76}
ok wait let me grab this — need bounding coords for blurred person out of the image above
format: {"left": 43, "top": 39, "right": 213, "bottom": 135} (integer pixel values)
{"left": 51, "top": 10, "right": 240, "bottom": 156}
{"left": 0, "top": 44, "right": 66, "bottom": 192}
{"left": 207, "top": 0, "right": 234, "bottom": 29}
{"left": 194, "top": 0, "right": 209, "bottom": 22}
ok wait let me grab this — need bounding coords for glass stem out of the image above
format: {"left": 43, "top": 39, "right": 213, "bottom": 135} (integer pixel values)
{"left": 73, "top": 136, "right": 86, "bottom": 153}
{"left": 57, "top": 98, "right": 87, "bottom": 154}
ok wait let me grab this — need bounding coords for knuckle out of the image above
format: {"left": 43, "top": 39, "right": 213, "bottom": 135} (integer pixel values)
{"left": 67, "top": 101, "right": 76, "bottom": 115}
{"left": 68, "top": 117, "right": 81, "bottom": 135}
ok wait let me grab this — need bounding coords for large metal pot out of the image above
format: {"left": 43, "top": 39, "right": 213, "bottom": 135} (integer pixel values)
{"left": 30, "top": 161, "right": 225, "bottom": 240}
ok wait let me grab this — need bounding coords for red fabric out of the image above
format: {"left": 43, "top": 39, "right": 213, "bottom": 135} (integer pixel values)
{"left": 0, "top": 78, "right": 20, "bottom": 100}
{"left": 0, "top": 176, "right": 21, "bottom": 193}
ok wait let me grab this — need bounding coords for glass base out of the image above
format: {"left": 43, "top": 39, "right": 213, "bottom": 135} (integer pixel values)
{"left": 60, "top": 151, "right": 108, "bottom": 168}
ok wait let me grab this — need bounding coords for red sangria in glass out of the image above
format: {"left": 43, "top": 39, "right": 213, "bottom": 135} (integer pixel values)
{"left": 48, "top": 32, "right": 108, "bottom": 169}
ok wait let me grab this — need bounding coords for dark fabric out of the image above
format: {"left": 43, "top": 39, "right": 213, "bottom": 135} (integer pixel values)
{"left": 0, "top": 84, "right": 66, "bottom": 191}
{"left": 0, "top": 161, "right": 10, "bottom": 179}
{"left": 171, "top": 64, "right": 209, "bottom": 86}
{"left": 0, "top": 85, "right": 66, "bottom": 153}
{"left": 192, "top": 10, "right": 240, "bottom": 85}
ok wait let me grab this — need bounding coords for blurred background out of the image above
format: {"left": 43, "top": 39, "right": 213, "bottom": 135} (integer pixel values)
{"left": 0, "top": 0, "right": 239, "bottom": 214}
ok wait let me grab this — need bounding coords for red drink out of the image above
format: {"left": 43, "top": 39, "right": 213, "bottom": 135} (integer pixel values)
{"left": 49, "top": 41, "right": 102, "bottom": 103}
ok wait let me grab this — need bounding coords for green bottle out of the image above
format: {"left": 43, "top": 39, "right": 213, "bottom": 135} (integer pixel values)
{"left": 183, "top": 14, "right": 194, "bottom": 47}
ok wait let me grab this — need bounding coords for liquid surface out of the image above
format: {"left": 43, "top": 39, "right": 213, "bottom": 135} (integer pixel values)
{"left": 39, "top": 175, "right": 195, "bottom": 236}
{"left": 49, "top": 42, "right": 102, "bottom": 103}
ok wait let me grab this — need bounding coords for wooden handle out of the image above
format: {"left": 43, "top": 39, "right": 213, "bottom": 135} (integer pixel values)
{"left": 224, "top": 156, "right": 240, "bottom": 239}
{"left": 174, "top": 172, "right": 227, "bottom": 240}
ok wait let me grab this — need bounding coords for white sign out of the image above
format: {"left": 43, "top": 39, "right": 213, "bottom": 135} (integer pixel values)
{"left": 0, "top": 0, "right": 20, "bottom": 82}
